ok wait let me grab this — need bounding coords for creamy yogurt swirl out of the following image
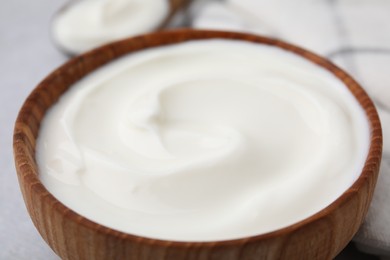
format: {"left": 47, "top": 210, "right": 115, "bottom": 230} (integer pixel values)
{"left": 52, "top": 0, "right": 169, "bottom": 54}
{"left": 37, "top": 39, "right": 370, "bottom": 241}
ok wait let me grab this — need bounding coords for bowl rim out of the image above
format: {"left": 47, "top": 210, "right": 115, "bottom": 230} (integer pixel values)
{"left": 14, "top": 29, "right": 382, "bottom": 248}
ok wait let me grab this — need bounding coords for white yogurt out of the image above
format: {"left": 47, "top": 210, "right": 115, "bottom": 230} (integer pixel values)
{"left": 52, "top": 0, "right": 169, "bottom": 54}
{"left": 37, "top": 39, "right": 370, "bottom": 241}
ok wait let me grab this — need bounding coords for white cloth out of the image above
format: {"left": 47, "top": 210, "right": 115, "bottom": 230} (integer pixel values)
{"left": 192, "top": 0, "right": 390, "bottom": 258}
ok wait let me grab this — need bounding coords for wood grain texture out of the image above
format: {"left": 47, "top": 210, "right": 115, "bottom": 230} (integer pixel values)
{"left": 14, "top": 30, "right": 383, "bottom": 260}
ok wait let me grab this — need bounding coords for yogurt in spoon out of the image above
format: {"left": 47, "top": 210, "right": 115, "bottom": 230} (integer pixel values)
{"left": 52, "top": 0, "right": 169, "bottom": 54}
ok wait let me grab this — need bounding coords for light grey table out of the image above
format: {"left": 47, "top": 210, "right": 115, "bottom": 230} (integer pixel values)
{"left": 0, "top": 1, "right": 66, "bottom": 259}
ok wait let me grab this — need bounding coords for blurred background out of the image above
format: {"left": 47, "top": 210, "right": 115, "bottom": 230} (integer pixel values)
{"left": 0, "top": 0, "right": 389, "bottom": 259}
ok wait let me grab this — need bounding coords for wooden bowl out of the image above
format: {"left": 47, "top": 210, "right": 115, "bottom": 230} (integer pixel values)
{"left": 14, "top": 30, "right": 382, "bottom": 260}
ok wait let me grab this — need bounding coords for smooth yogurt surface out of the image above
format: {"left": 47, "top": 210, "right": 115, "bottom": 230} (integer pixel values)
{"left": 37, "top": 39, "right": 370, "bottom": 241}
{"left": 52, "top": 0, "right": 169, "bottom": 54}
